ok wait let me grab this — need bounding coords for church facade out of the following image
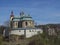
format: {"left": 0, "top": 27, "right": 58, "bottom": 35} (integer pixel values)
{"left": 9, "top": 11, "right": 43, "bottom": 41}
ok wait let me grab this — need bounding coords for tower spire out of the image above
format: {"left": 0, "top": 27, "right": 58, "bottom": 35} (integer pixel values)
{"left": 10, "top": 11, "right": 14, "bottom": 21}
{"left": 20, "top": 11, "right": 24, "bottom": 16}
{"left": 10, "top": 10, "right": 14, "bottom": 17}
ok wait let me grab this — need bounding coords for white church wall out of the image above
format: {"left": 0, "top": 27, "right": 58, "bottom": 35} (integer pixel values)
{"left": 26, "top": 29, "right": 43, "bottom": 38}
{"left": 10, "top": 30, "right": 24, "bottom": 35}
{"left": 26, "top": 29, "right": 33, "bottom": 38}
{"left": 10, "top": 28, "right": 43, "bottom": 38}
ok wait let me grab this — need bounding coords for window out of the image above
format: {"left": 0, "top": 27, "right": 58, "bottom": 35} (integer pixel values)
{"left": 25, "top": 22, "right": 28, "bottom": 26}
{"left": 32, "top": 30, "right": 34, "bottom": 32}
{"left": 29, "top": 30, "right": 31, "bottom": 32}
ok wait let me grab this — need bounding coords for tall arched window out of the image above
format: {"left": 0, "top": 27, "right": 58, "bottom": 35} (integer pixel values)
{"left": 25, "top": 22, "right": 28, "bottom": 26}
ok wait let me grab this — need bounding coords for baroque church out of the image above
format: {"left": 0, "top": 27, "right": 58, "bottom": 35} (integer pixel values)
{"left": 4, "top": 11, "right": 43, "bottom": 41}
{"left": 10, "top": 11, "right": 35, "bottom": 29}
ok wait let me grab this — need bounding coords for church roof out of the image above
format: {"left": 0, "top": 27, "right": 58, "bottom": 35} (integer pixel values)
{"left": 11, "top": 28, "right": 41, "bottom": 30}
{"left": 12, "top": 12, "right": 33, "bottom": 21}
{"left": 20, "top": 17, "right": 32, "bottom": 21}
{"left": 13, "top": 18, "right": 20, "bottom": 21}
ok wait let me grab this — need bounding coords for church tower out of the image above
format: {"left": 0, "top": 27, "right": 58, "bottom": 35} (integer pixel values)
{"left": 10, "top": 11, "right": 14, "bottom": 28}
{"left": 19, "top": 11, "right": 35, "bottom": 28}
{"left": 10, "top": 11, "right": 19, "bottom": 28}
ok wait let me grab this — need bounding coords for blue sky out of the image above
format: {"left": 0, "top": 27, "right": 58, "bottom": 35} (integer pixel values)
{"left": 0, "top": 0, "right": 60, "bottom": 25}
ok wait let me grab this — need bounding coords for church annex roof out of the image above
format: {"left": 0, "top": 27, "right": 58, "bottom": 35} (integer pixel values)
{"left": 11, "top": 28, "right": 41, "bottom": 30}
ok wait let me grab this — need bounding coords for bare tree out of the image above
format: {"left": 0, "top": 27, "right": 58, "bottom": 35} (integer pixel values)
{"left": 4, "top": 20, "right": 10, "bottom": 27}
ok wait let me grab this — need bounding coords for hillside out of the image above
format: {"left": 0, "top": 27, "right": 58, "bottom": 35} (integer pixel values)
{"left": 28, "top": 33, "right": 60, "bottom": 45}
{"left": 0, "top": 24, "right": 60, "bottom": 45}
{"left": 0, "top": 32, "right": 60, "bottom": 45}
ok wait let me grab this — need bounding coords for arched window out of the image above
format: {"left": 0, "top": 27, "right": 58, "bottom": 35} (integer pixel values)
{"left": 25, "top": 22, "right": 28, "bottom": 26}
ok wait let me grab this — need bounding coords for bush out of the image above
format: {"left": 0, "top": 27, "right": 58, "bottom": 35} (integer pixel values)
{"left": 0, "top": 35, "right": 3, "bottom": 45}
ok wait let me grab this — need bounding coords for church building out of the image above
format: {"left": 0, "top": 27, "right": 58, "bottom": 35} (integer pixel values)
{"left": 9, "top": 11, "right": 43, "bottom": 41}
